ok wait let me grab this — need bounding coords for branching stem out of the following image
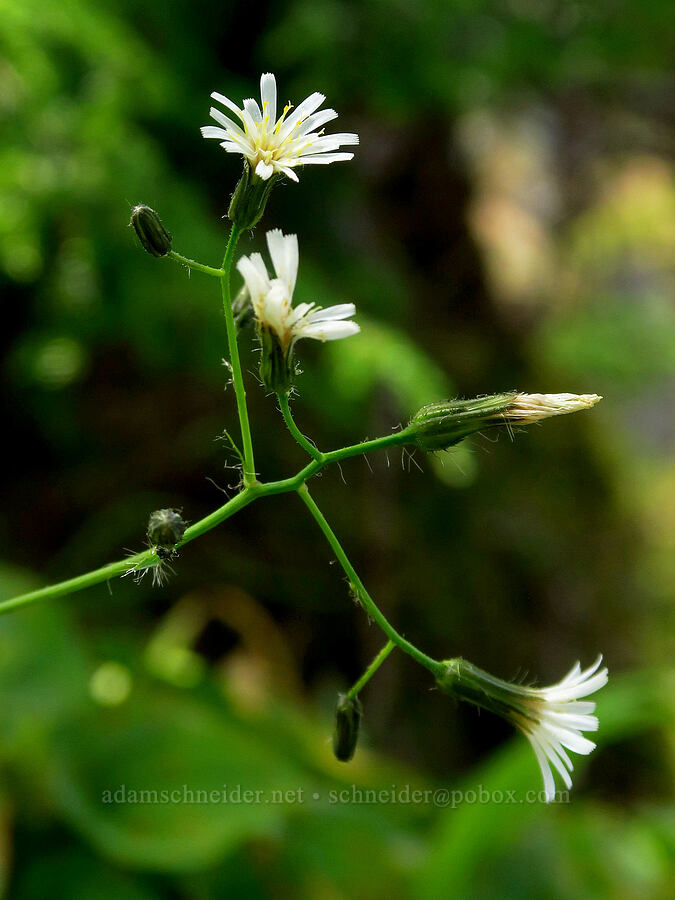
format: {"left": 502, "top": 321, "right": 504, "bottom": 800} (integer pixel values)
{"left": 2, "top": 236, "right": 438, "bottom": 696}
{"left": 297, "top": 485, "right": 443, "bottom": 678}
{"left": 167, "top": 251, "right": 223, "bottom": 278}
{"left": 346, "top": 641, "right": 396, "bottom": 699}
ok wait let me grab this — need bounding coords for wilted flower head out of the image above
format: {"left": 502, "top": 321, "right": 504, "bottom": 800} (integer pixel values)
{"left": 237, "top": 229, "right": 359, "bottom": 391}
{"left": 437, "top": 656, "right": 608, "bottom": 801}
{"left": 201, "top": 73, "right": 358, "bottom": 182}
{"left": 507, "top": 393, "right": 602, "bottom": 423}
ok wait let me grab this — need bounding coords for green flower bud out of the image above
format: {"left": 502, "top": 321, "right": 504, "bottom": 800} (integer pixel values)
{"left": 409, "top": 394, "right": 517, "bottom": 451}
{"left": 259, "top": 326, "right": 295, "bottom": 393}
{"left": 332, "top": 693, "right": 363, "bottom": 762}
{"left": 130, "top": 205, "right": 173, "bottom": 257}
{"left": 147, "top": 508, "right": 186, "bottom": 549}
{"left": 436, "top": 658, "right": 523, "bottom": 721}
{"left": 228, "top": 163, "right": 278, "bottom": 231}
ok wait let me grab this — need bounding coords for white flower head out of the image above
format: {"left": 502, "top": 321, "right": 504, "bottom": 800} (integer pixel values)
{"left": 438, "top": 655, "right": 609, "bottom": 802}
{"left": 513, "top": 656, "right": 609, "bottom": 802}
{"left": 201, "top": 73, "right": 359, "bottom": 182}
{"left": 236, "top": 229, "right": 359, "bottom": 390}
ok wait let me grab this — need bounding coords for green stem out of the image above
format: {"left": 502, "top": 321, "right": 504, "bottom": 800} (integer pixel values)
{"left": 347, "top": 640, "right": 396, "bottom": 699}
{"left": 296, "top": 484, "right": 443, "bottom": 678}
{"left": 0, "top": 555, "right": 150, "bottom": 616}
{"left": 322, "top": 430, "right": 412, "bottom": 464}
{"left": 0, "top": 429, "right": 417, "bottom": 616}
{"left": 277, "top": 393, "right": 322, "bottom": 460}
{"left": 0, "top": 488, "right": 257, "bottom": 616}
{"left": 168, "top": 251, "right": 223, "bottom": 278}
{"left": 220, "top": 225, "right": 256, "bottom": 486}
{"left": 179, "top": 486, "right": 258, "bottom": 543}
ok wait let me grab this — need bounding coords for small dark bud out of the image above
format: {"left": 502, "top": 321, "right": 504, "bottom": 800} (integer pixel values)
{"left": 332, "top": 693, "right": 363, "bottom": 762}
{"left": 228, "top": 163, "right": 278, "bottom": 230}
{"left": 130, "top": 205, "right": 173, "bottom": 257}
{"left": 147, "top": 508, "right": 186, "bottom": 548}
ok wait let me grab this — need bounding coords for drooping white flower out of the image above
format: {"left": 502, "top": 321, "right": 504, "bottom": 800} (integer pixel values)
{"left": 437, "top": 655, "right": 609, "bottom": 802}
{"left": 236, "top": 229, "right": 359, "bottom": 390}
{"left": 513, "top": 656, "right": 609, "bottom": 802}
{"left": 201, "top": 73, "right": 358, "bottom": 182}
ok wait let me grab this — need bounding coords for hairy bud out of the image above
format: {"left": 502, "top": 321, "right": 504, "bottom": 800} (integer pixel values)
{"left": 147, "top": 508, "right": 186, "bottom": 549}
{"left": 409, "top": 392, "right": 602, "bottom": 451}
{"left": 332, "top": 693, "right": 363, "bottom": 762}
{"left": 409, "top": 394, "right": 517, "bottom": 451}
{"left": 130, "top": 205, "right": 173, "bottom": 257}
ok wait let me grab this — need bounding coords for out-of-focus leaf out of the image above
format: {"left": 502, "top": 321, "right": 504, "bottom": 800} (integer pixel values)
{"left": 11, "top": 848, "right": 161, "bottom": 900}
{"left": 0, "top": 566, "right": 90, "bottom": 760}
{"left": 45, "top": 688, "right": 308, "bottom": 871}
{"left": 537, "top": 298, "right": 675, "bottom": 387}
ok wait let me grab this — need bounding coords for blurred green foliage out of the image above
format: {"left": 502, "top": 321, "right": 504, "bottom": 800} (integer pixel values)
{"left": 1, "top": 0, "right": 673, "bottom": 897}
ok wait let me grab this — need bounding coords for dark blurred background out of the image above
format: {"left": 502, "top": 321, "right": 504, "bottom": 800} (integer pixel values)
{"left": 1, "top": 1, "right": 673, "bottom": 897}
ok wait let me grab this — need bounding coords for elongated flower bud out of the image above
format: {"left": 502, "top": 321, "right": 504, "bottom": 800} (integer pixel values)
{"left": 333, "top": 693, "right": 363, "bottom": 762}
{"left": 437, "top": 656, "right": 608, "bottom": 801}
{"left": 130, "top": 205, "right": 173, "bottom": 257}
{"left": 409, "top": 392, "right": 601, "bottom": 451}
{"left": 147, "top": 508, "right": 186, "bottom": 549}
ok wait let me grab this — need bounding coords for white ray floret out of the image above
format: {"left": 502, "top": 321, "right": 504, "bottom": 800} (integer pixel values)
{"left": 512, "top": 655, "right": 609, "bottom": 802}
{"left": 201, "top": 72, "right": 359, "bottom": 182}
{"left": 236, "top": 229, "right": 360, "bottom": 350}
{"left": 507, "top": 393, "right": 602, "bottom": 423}
{"left": 439, "top": 654, "right": 608, "bottom": 802}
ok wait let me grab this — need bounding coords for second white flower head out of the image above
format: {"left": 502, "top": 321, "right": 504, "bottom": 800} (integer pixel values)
{"left": 236, "top": 230, "right": 359, "bottom": 391}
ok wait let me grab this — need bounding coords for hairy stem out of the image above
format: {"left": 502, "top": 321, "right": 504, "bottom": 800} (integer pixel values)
{"left": 296, "top": 484, "right": 443, "bottom": 678}
{"left": 168, "top": 251, "right": 223, "bottom": 278}
{"left": 220, "top": 225, "right": 257, "bottom": 486}
{"left": 346, "top": 640, "right": 396, "bottom": 699}
{"left": 277, "top": 393, "right": 322, "bottom": 460}
{"left": 1, "top": 488, "right": 258, "bottom": 615}
{"left": 0, "top": 427, "right": 418, "bottom": 615}
{"left": 0, "top": 556, "right": 148, "bottom": 616}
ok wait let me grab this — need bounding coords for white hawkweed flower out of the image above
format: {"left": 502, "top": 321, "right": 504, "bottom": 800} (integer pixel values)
{"left": 237, "top": 229, "right": 359, "bottom": 392}
{"left": 201, "top": 72, "right": 359, "bottom": 182}
{"left": 437, "top": 655, "right": 609, "bottom": 802}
